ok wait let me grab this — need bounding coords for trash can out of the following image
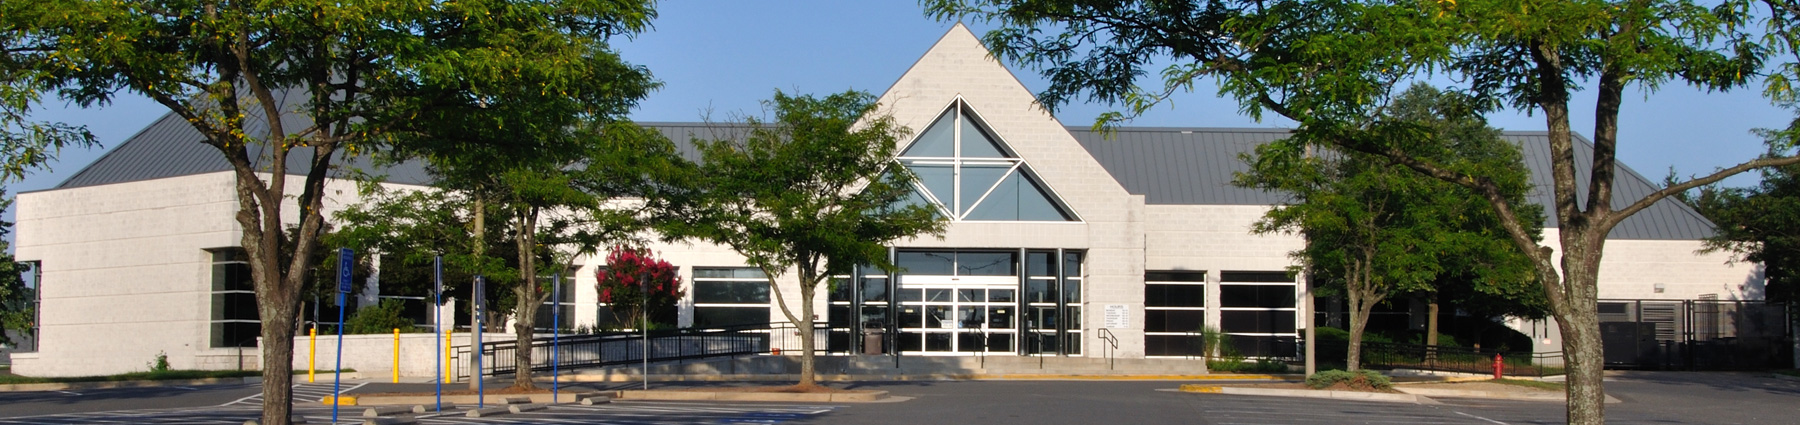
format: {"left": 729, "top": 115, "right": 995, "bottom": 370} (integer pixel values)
{"left": 863, "top": 328, "right": 884, "bottom": 355}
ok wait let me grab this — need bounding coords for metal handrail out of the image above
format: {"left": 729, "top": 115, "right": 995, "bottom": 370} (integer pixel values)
{"left": 457, "top": 321, "right": 832, "bottom": 378}
{"left": 1097, "top": 328, "right": 1119, "bottom": 370}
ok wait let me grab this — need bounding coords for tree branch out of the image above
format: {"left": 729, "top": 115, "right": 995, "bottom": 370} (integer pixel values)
{"left": 1603, "top": 155, "right": 1800, "bottom": 232}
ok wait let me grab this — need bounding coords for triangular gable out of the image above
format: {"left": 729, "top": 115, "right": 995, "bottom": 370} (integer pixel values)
{"left": 871, "top": 24, "right": 1141, "bottom": 226}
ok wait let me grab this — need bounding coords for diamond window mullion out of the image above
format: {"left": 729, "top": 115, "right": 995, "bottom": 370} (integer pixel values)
{"left": 896, "top": 98, "right": 1075, "bottom": 222}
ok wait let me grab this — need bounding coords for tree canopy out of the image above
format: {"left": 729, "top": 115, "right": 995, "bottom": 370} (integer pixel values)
{"left": 666, "top": 90, "right": 946, "bottom": 387}
{"left": 0, "top": 0, "right": 659, "bottom": 421}
{"left": 1237, "top": 84, "right": 1543, "bottom": 370}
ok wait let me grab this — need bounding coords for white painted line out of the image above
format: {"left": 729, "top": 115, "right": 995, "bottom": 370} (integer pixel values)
{"left": 1455, "top": 410, "right": 1510, "bottom": 424}
{"left": 55, "top": 390, "right": 81, "bottom": 396}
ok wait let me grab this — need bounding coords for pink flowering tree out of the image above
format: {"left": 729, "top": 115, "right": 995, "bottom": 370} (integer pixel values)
{"left": 596, "top": 246, "right": 682, "bottom": 329}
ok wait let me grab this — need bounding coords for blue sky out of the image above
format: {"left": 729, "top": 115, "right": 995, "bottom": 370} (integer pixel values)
{"left": 13, "top": 1, "right": 1792, "bottom": 196}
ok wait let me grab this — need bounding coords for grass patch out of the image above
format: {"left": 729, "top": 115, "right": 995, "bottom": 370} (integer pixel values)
{"left": 1490, "top": 378, "right": 1564, "bottom": 391}
{"left": 1772, "top": 369, "right": 1800, "bottom": 378}
{"left": 0, "top": 368, "right": 353, "bottom": 385}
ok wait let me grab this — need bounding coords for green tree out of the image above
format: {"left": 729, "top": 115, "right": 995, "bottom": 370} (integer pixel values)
{"left": 0, "top": 1, "right": 656, "bottom": 421}
{"left": 328, "top": 187, "right": 523, "bottom": 331}
{"left": 925, "top": 2, "right": 1800, "bottom": 422}
{"left": 0, "top": 46, "right": 96, "bottom": 182}
{"left": 0, "top": 192, "right": 31, "bottom": 347}
{"left": 342, "top": 121, "right": 681, "bottom": 390}
{"left": 667, "top": 90, "right": 946, "bottom": 388}
{"left": 1674, "top": 149, "right": 1800, "bottom": 304}
{"left": 1236, "top": 84, "right": 1542, "bottom": 371}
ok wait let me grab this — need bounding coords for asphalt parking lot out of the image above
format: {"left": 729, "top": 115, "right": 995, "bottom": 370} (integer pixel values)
{"left": 0, "top": 371, "right": 1794, "bottom": 424}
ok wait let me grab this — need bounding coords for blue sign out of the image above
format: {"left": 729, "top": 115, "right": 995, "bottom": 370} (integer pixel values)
{"left": 338, "top": 248, "right": 354, "bottom": 293}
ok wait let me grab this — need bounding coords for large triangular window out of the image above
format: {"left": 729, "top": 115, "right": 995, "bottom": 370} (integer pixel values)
{"left": 897, "top": 99, "right": 1076, "bottom": 222}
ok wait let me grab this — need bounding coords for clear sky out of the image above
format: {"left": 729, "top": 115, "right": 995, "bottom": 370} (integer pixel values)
{"left": 12, "top": 1, "right": 1792, "bottom": 196}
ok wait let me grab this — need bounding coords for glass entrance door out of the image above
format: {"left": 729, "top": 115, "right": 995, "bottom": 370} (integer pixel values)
{"left": 896, "top": 276, "right": 1016, "bottom": 355}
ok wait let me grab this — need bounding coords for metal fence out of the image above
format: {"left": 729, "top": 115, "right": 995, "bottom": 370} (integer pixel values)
{"left": 456, "top": 322, "right": 833, "bottom": 378}
{"left": 1599, "top": 299, "right": 1791, "bottom": 370}
{"left": 1358, "top": 341, "right": 1563, "bottom": 377}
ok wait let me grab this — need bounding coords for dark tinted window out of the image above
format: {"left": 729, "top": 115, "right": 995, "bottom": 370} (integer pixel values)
{"left": 957, "top": 252, "right": 1015, "bottom": 276}
{"left": 1026, "top": 251, "right": 1056, "bottom": 277}
{"left": 1145, "top": 284, "right": 1205, "bottom": 307}
{"left": 1145, "top": 271, "right": 1207, "bottom": 282}
{"left": 1219, "top": 285, "right": 1294, "bottom": 308}
{"left": 861, "top": 277, "right": 889, "bottom": 302}
{"left": 897, "top": 251, "right": 954, "bottom": 275}
{"left": 693, "top": 307, "right": 769, "bottom": 327}
{"left": 1145, "top": 309, "right": 1206, "bottom": 333}
{"left": 693, "top": 281, "right": 770, "bottom": 304}
{"left": 1220, "top": 310, "right": 1297, "bottom": 334}
{"left": 1220, "top": 271, "right": 1293, "bottom": 283}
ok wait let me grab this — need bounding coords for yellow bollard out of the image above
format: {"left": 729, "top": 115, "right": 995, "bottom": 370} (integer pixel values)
{"left": 392, "top": 328, "right": 401, "bottom": 383}
{"left": 444, "top": 329, "right": 454, "bottom": 383}
{"left": 308, "top": 327, "right": 316, "bottom": 383}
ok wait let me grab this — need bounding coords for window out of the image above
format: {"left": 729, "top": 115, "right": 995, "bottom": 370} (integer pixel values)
{"left": 691, "top": 267, "right": 770, "bottom": 327}
{"left": 1144, "top": 270, "right": 1207, "bottom": 357}
{"left": 12, "top": 261, "right": 39, "bottom": 352}
{"left": 209, "top": 249, "right": 259, "bottom": 348}
{"left": 895, "top": 251, "right": 1018, "bottom": 276}
{"left": 1218, "top": 271, "right": 1298, "bottom": 357}
{"left": 895, "top": 99, "right": 1076, "bottom": 222}
{"left": 374, "top": 255, "right": 432, "bottom": 329}
{"left": 534, "top": 270, "right": 577, "bottom": 331}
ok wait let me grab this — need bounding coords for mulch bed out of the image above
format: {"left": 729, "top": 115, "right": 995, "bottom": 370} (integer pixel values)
{"left": 1215, "top": 382, "right": 1402, "bottom": 394}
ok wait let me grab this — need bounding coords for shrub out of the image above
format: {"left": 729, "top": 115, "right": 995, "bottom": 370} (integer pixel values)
{"left": 346, "top": 299, "right": 422, "bottom": 334}
{"left": 147, "top": 351, "right": 170, "bottom": 373}
{"left": 1306, "top": 369, "right": 1392, "bottom": 390}
{"left": 595, "top": 246, "right": 682, "bottom": 328}
{"left": 1211, "top": 357, "right": 1289, "bottom": 373}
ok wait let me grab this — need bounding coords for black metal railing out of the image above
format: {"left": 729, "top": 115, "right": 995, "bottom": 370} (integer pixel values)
{"left": 1355, "top": 341, "right": 1564, "bottom": 377}
{"left": 456, "top": 322, "right": 836, "bottom": 377}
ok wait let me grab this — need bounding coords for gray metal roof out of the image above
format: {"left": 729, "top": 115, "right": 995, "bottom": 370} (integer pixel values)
{"left": 1069, "top": 127, "right": 1717, "bottom": 240}
{"left": 52, "top": 113, "right": 1715, "bottom": 240}
{"left": 55, "top": 91, "right": 433, "bottom": 190}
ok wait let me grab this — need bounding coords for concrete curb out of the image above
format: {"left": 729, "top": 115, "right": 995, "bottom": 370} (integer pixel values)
{"left": 1396, "top": 387, "right": 1622, "bottom": 404}
{"left": 412, "top": 403, "right": 457, "bottom": 413}
{"left": 464, "top": 406, "right": 511, "bottom": 418}
{"left": 617, "top": 389, "right": 889, "bottom": 403}
{"left": 1180, "top": 385, "right": 1435, "bottom": 404}
{"left": 362, "top": 405, "right": 413, "bottom": 417}
{"left": 507, "top": 403, "right": 548, "bottom": 413}
{"left": 0, "top": 376, "right": 265, "bottom": 392}
{"left": 561, "top": 373, "right": 1293, "bottom": 382}
{"left": 338, "top": 392, "right": 585, "bottom": 406}
{"left": 359, "top": 418, "right": 416, "bottom": 425}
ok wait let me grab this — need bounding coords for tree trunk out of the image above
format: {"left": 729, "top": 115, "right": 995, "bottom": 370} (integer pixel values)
{"left": 1345, "top": 258, "right": 1381, "bottom": 372}
{"left": 1426, "top": 297, "right": 1439, "bottom": 347}
{"left": 511, "top": 207, "right": 541, "bottom": 389}
{"left": 797, "top": 282, "right": 816, "bottom": 387}
{"left": 1426, "top": 296, "right": 1440, "bottom": 364}
{"left": 1347, "top": 290, "right": 1376, "bottom": 372}
{"left": 1557, "top": 233, "right": 1607, "bottom": 425}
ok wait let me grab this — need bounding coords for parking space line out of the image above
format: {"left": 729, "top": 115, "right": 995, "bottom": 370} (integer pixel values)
{"left": 1454, "top": 411, "right": 1509, "bottom": 424}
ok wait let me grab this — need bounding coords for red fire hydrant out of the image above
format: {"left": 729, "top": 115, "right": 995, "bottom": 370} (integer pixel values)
{"left": 1493, "top": 353, "right": 1504, "bottom": 379}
